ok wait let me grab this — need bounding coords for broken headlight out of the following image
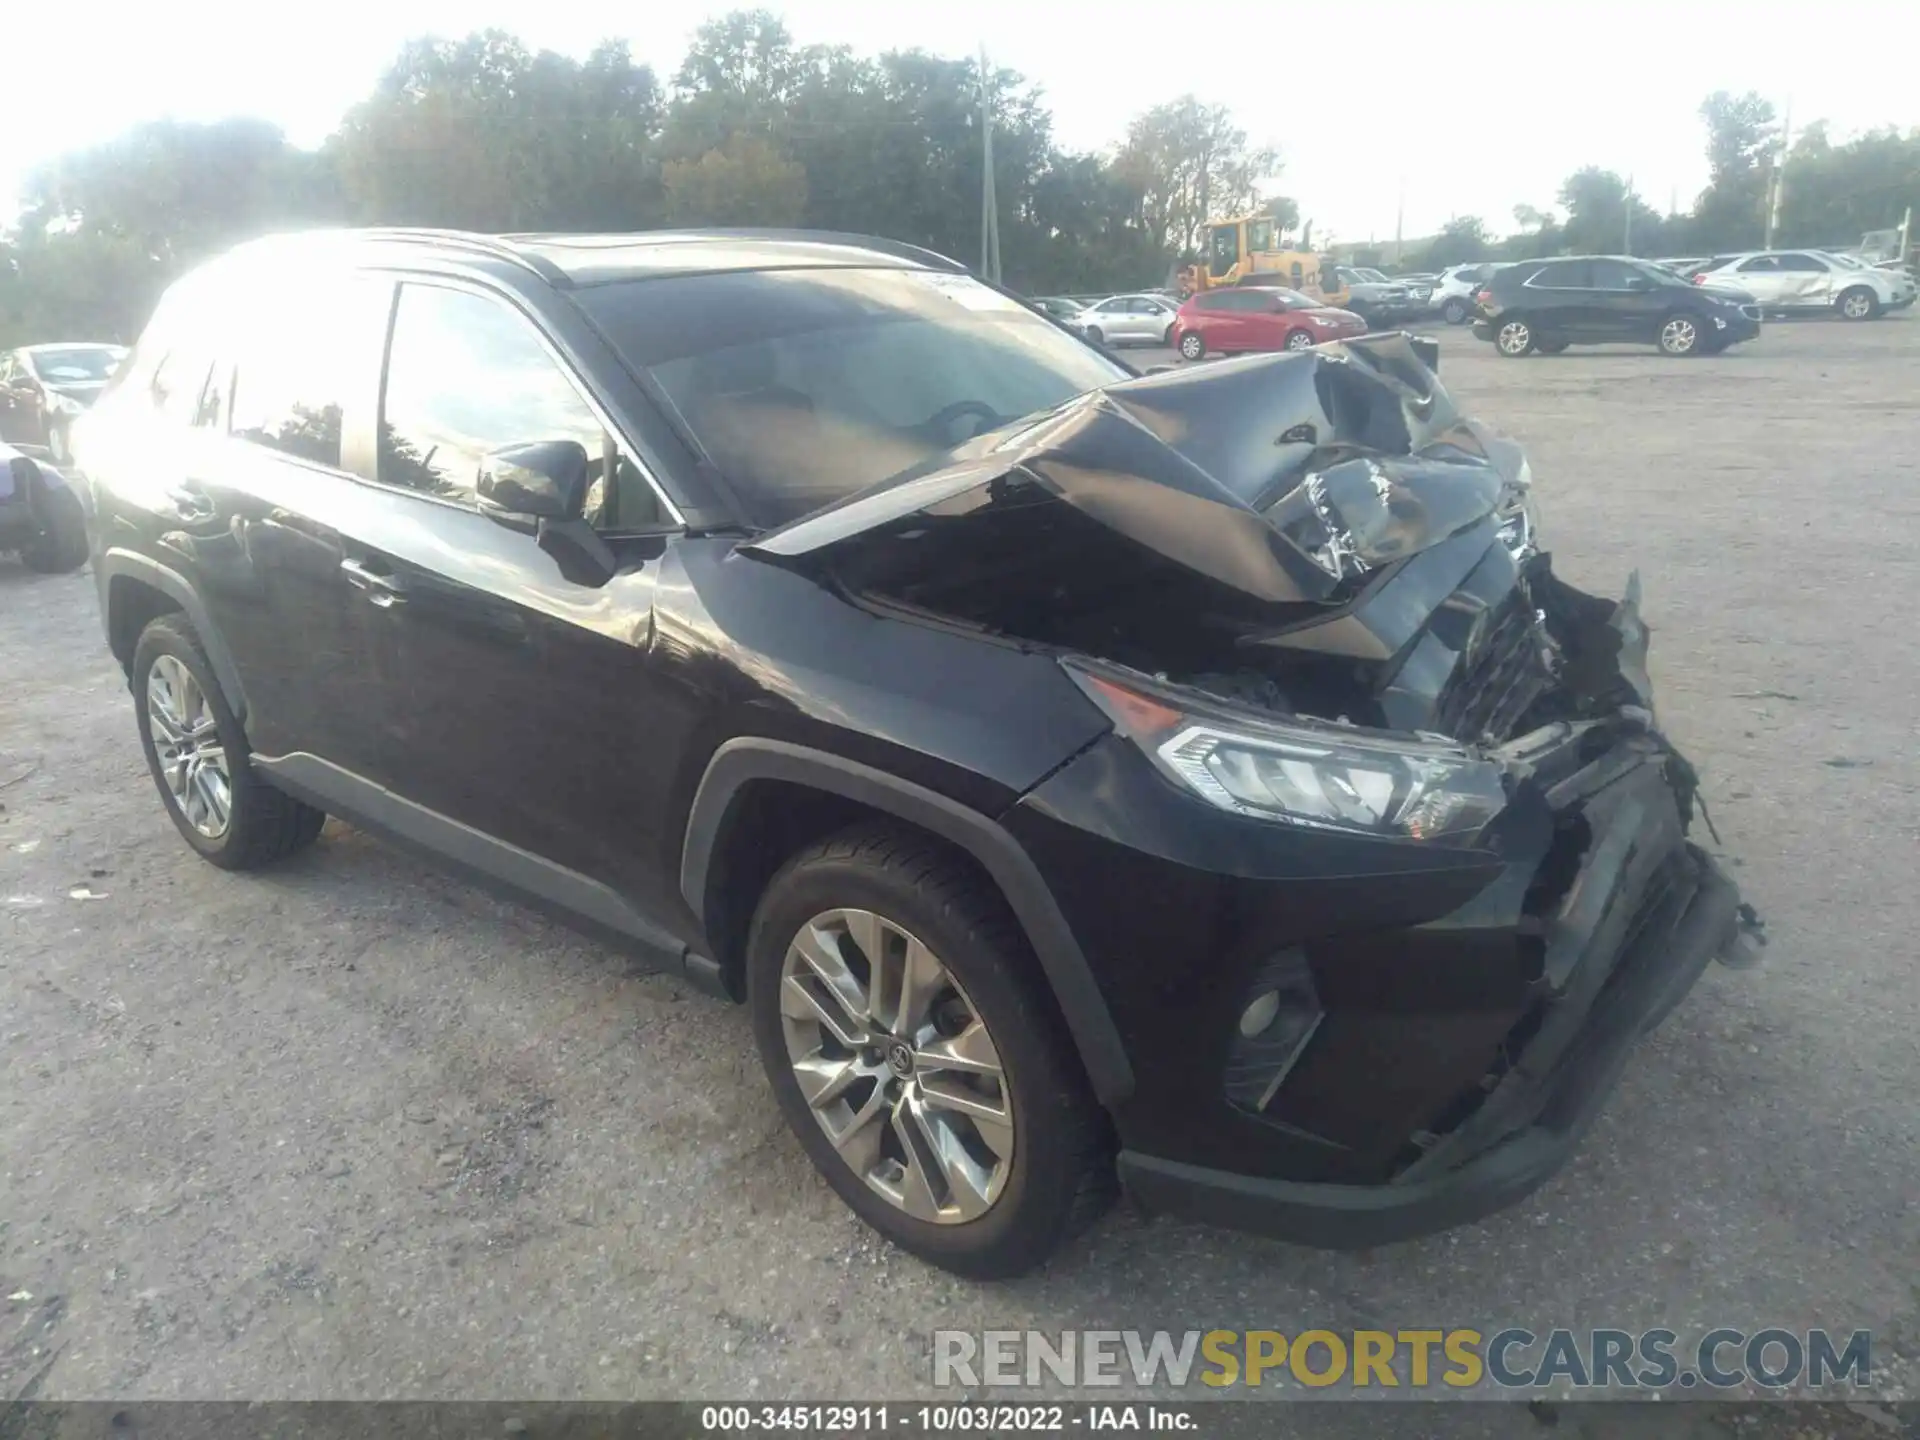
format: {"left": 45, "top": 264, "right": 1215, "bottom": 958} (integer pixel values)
{"left": 1496, "top": 457, "right": 1538, "bottom": 559}
{"left": 1068, "top": 663, "right": 1509, "bottom": 846}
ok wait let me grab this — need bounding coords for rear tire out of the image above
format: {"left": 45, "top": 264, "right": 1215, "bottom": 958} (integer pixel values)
{"left": 1836, "top": 286, "right": 1879, "bottom": 321}
{"left": 747, "top": 823, "right": 1113, "bottom": 1279}
{"left": 1441, "top": 297, "right": 1470, "bottom": 324}
{"left": 1495, "top": 317, "right": 1535, "bottom": 357}
{"left": 1178, "top": 331, "right": 1205, "bottom": 361}
{"left": 132, "top": 614, "right": 326, "bottom": 869}
{"left": 17, "top": 476, "right": 88, "bottom": 574}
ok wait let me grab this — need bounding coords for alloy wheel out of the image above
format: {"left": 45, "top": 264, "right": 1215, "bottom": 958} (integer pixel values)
{"left": 1497, "top": 321, "right": 1532, "bottom": 355}
{"left": 146, "top": 654, "right": 232, "bottom": 839}
{"left": 1286, "top": 330, "right": 1315, "bottom": 351}
{"left": 1841, "top": 291, "right": 1873, "bottom": 319}
{"left": 1661, "top": 317, "right": 1698, "bottom": 354}
{"left": 1179, "top": 334, "right": 1203, "bottom": 360}
{"left": 778, "top": 907, "right": 1015, "bottom": 1224}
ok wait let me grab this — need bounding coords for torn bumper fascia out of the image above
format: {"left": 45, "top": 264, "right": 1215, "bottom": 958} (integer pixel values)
{"left": 1118, "top": 571, "right": 1765, "bottom": 1248}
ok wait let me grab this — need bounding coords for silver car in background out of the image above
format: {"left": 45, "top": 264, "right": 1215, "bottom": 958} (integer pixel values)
{"left": 1430, "top": 262, "right": 1508, "bottom": 324}
{"left": 1073, "top": 292, "right": 1181, "bottom": 347}
{"left": 1698, "top": 250, "right": 1916, "bottom": 319}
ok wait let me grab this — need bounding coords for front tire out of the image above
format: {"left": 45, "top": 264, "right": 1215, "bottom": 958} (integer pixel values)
{"left": 1837, "top": 286, "right": 1879, "bottom": 321}
{"left": 132, "top": 615, "right": 326, "bottom": 868}
{"left": 1284, "top": 329, "right": 1315, "bottom": 351}
{"left": 1441, "top": 297, "right": 1470, "bottom": 324}
{"left": 1082, "top": 325, "right": 1105, "bottom": 346}
{"left": 17, "top": 478, "right": 88, "bottom": 574}
{"left": 747, "top": 824, "right": 1112, "bottom": 1279}
{"left": 1177, "top": 331, "right": 1205, "bottom": 361}
{"left": 1495, "top": 318, "right": 1535, "bottom": 357}
{"left": 1658, "top": 312, "right": 1704, "bottom": 356}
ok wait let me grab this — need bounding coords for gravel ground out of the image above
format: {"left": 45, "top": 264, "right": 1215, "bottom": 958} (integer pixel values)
{"left": 2, "top": 316, "right": 1917, "bottom": 1436}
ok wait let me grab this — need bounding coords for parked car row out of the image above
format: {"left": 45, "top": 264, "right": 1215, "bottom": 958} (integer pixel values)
{"left": 0, "top": 342, "right": 129, "bottom": 465}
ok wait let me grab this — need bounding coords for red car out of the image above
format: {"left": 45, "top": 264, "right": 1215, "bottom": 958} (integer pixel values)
{"left": 1172, "top": 287, "right": 1367, "bottom": 360}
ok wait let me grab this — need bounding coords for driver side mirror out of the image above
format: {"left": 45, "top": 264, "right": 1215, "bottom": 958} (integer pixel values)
{"left": 477, "top": 438, "right": 618, "bottom": 588}
{"left": 478, "top": 439, "right": 590, "bottom": 521}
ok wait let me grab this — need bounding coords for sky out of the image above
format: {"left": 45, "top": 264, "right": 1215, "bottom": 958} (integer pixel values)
{"left": 6, "top": 0, "right": 1917, "bottom": 245}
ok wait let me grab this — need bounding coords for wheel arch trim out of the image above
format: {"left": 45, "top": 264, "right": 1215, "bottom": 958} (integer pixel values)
{"left": 99, "top": 548, "right": 249, "bottom": 722}
{"left": 680, "top": 737, "right": 1136, "bottom": 1105}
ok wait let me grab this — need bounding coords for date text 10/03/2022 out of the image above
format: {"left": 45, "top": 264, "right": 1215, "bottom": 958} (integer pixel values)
{"left": 701, "top": 1406, "right": 1196, "bottom": 1432}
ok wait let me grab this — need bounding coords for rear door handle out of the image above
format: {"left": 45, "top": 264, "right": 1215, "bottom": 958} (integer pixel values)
{"left": 339, "top": 557, "right": 408, "bottom": 607}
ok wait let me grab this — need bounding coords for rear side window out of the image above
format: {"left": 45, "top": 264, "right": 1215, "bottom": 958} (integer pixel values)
{"left": 229, "top": 274, "right": 388, "bottom": 469}
{"left": 1527, "top": 261, "right": 1592, "bottom": 289}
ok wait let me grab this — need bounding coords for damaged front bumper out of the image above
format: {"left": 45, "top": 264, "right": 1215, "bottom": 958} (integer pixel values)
{"left": 1005, "top": 570, "right": 1761, "bottom": 1249}
{"left": 1114, "top": 728, "right": 1758, "bottom": 1248}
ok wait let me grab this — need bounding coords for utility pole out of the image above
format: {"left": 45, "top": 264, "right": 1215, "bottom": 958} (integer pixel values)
{"left": 1765, "top": 96, "right": 1792, "bottom": 250}
{"left": 1394, "top": 177, "right": 1405, "bottom": 265}
{"left": 978, "top": 45, "right": 1001, "bottom": 284}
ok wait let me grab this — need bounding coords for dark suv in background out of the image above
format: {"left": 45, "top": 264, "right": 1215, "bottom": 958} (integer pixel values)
{"left": 1473, "top": 255, "right": 1762, "bottom": 357}
{"left": 76, "top": 228, "right": 1757, "bottom": 1277}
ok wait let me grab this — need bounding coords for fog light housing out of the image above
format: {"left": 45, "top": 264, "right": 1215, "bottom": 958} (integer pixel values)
{"left": 1223, "top": 948, "right": 1324, "bottom": 1113}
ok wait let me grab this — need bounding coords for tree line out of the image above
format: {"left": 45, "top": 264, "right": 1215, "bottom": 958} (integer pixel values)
{"left": 3, "top": 11, "right": 1915, "bottom": 347}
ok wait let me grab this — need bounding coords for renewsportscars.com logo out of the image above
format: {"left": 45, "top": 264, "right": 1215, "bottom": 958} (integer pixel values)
{"left": 932, "top": 1328, "right": 1872, "bottom": 1392}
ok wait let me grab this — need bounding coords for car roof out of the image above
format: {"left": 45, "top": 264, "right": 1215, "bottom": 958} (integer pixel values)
{"left": 216, "top": 227, "right": 968, "bottom": 291}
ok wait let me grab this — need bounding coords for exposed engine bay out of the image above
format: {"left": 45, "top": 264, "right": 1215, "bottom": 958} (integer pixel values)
{"left": 747, "top": 333, "right": 1649, "bottom": 747}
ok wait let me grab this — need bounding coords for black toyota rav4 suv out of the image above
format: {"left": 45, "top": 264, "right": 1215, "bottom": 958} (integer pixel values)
{"left": 77, "top": 228, "right": 1760, "bottom": 1278}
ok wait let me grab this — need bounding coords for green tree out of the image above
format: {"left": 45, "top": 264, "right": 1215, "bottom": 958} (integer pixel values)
{"left": 1557, "top": 168, "right": 1666, "bottom": 255}
{"left": 661, "top": 135, "right": 807, "bottom": 226}
{"left": 1113, "top": 96, "right": 1277, "bottom": 257}
{"left": 1421, "top": 216, "right": 1491, "bottom": 268}
{"left": 1692, "top": 91, "right": 1777, "bottom": 251}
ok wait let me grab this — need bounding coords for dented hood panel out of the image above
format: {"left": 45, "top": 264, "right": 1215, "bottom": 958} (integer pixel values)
{"left": 744, "top": 332, "right": 1527, "bottom": 612}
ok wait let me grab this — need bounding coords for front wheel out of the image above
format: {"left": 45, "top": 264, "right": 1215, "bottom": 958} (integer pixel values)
{"left": 1441, "top": 297, "right": 1470, "bottom": 324}
{"left": 1177, "top": 331, "right": 1205, "bottom": 361}
{"left": 1495, "top": 318, "right": 1535, "bottom": 357}
{"left": 1837, "top": 286, "right": 1879, "bottom": 321}
{"left": 1284, "top": 329, "right": 1315, "bottom": 351}
{"left": 1658, "top": 312, "right": 1704, "bottom": 356}
{"left": 132, "top": 615, "right": 327, "bottom": 868}
{"left": 1082, "top": 325, "right": 1105, "bottom": 346}
{"left": 747, "top": 825, "right": 1112, "bottom": 1279}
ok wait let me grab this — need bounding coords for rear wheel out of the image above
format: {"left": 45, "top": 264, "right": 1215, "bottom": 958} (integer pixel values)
{"left": 1441, "top": 296, "right": 1470, "bottom": 324}
{"left": 132, "top": 615, "right": 326, "bottom": 868}
{"left": 1284, "top": 329, "right": 1315, "bottom": 351}
{"left": 1658, "top": 312, "right": 1703, "bottom": 356}
{"left": 1495, "top": 318, "right": 1535, "bottom": 357}
{"left": 747, "top": 824, "right": 1112, "bottom": 1279}
{"left": 1837, "top": 286, "right": 1879, "bottom": 321}
{"left": 1178, "top": 331, "right": 1206, "bottom": 361}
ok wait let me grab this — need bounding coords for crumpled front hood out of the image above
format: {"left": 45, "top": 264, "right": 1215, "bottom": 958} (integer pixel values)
{"left": 746, "top": 332, "right": 1528, "bottom": 613}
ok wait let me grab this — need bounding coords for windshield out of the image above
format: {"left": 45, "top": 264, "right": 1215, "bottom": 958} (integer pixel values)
{"left": 1354, "top": 268, "right": 1390, "bottom": 283}
{"left": 580, "top": 267, "right": 1128, "bottom": 528}
{"left": 27, "top": 345, "right": 125, "bottom": 384}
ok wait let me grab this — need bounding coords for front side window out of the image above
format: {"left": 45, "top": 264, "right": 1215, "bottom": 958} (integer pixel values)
{"left": 229, "top": 275, "right": 387, "bottom": 468}
{"left": 581, "top": 267, "right": 1126, "bottom": 529}
{"left": 380, "top": 284, "right": 662, "bottom": 527}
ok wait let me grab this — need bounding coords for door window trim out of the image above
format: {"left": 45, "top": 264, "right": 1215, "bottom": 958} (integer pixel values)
{"left": 369, "top": 270, "right": 686, "bottom": 531}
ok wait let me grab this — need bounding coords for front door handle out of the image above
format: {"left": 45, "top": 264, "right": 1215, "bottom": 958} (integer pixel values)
{"left": 166, "top": 481, "right": 216, "bottom": 521}
{"left": 339, "top": 557, "right": 408, "bottom": 607}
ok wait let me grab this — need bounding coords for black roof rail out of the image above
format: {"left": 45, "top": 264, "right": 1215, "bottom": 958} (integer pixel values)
{"left": 351, "top": 228, "right": 573, "bottom": 287}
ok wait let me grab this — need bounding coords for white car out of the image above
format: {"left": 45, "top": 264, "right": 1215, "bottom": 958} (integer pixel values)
{"left": 1429, "top": 263, "right": 1507, "bottom": 324}
{"left": 1698, "top": 250, "right": 1915, "bottom": 320}
{"left": 1072, "top": 293, "right": 1181, "bottom": 348}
